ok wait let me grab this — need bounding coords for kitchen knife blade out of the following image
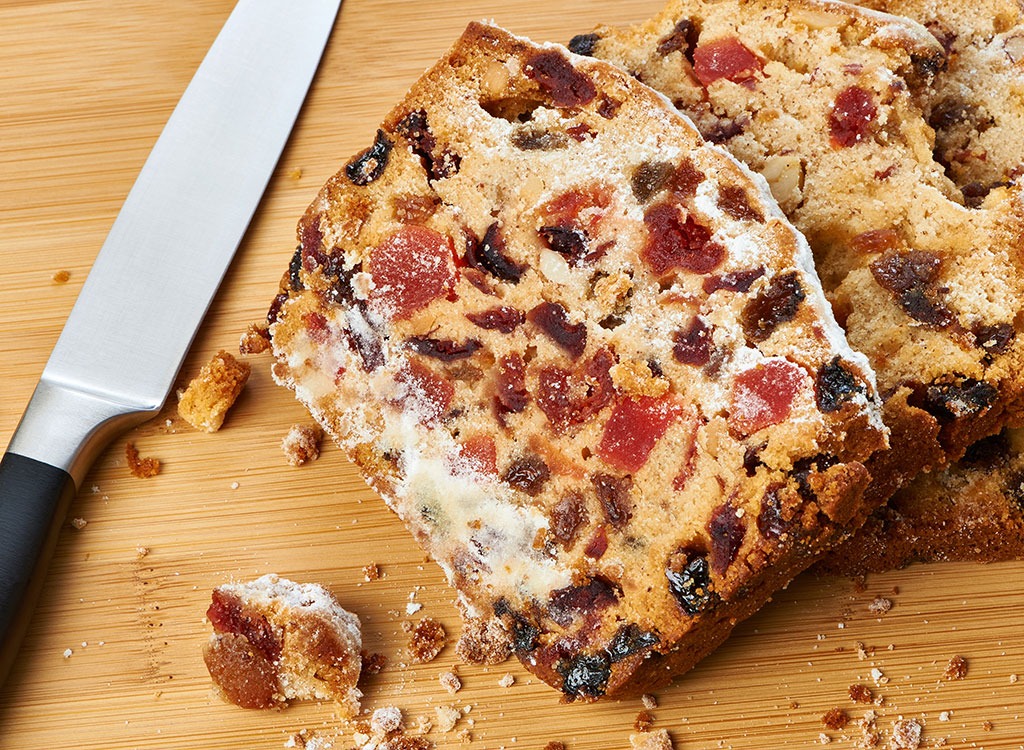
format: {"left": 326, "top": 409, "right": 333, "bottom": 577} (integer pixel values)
{"left": 0, "top": 0, "right": 342, "bottom": 684}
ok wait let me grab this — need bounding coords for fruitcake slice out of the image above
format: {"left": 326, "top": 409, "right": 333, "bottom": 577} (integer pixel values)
{"left": 816, "top": 428, "right": 1024, "bottom": 573}
{"left": 582, "top": 0, "right": 1024, "bottom": 511}
{"left": 818, "top": 0, "right": 1024, "bottom": 573}
{"left": 268, "top": 22, "right": 886, "bottom": 699}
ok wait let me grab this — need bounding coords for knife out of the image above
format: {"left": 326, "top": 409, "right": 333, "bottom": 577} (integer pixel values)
{"left": 0, "top": 0, "right": 342, "bottom": 684}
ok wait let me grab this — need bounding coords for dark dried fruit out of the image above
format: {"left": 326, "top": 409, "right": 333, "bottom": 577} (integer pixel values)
{"left": 606, "top": 623, "right": 659, "bottom": 662}
{"left": 702, "top": 267, "right": 764, "bottom": 294}
{"left": 267, "top": 291, "right": 289, "bottom": 325}
{"left": 923, "top": 378, "right": 997, "bottom": 420}
{"left": 567, "top": 32, "right": 600, "bottom": 57}
{"left": 207, "top": 590, "right": 281, "bottom": 664}
{"left": 631, "top": 161, "right": 675, "bottom": 203}
{"left": 557, "top": 653, "right": 611, "bottom": 699}
{"left": 657, "top": 18, "right": 699, "bottom": 60}
{"left": 504, "top": 454, "right": 551, "bottom": 496}
{"left": 537, "top": 349, "right": 615, "bottom": 431}
{"left": 597, "top": 94, "right": 621, "bottom": 119}
{"left": 287, "top": 246, "right": 304, "bottom": 291}
{"left": 524, "top": 50, "right": 598, "bottom": 108}
{"left": 1005, "top": 468, "right": 1024, "bottom": 510}
{"left": 928, "top": 98, "right": 973, "bottom": 130}
{"left": 703, "top": 116, "right": 748, "bottom": 143}
{"left": 829, "top": 86, "right": 877, "bottom": 148}
{"left": 528, "top": 301, "right": 588, "bottom": 359}
{"left": 465, "top": 222, "right": 526, "bottom": 283}
{"left": 299, "top": 215, "right": 326, "bottom": 272}
{"left": 346, "top": 129, "right": 393, "bottom": 185}
{"left": 870, "top": 251, "right": 955, "bottom": 328}
{"left": 592, "top": 473, "right": 633, "bottom": 529}
{"left": 962, "top": 181, "right": 994, "bottom": 208}
{"left": 642, "top": 202, "right": 725, "bottom": 275}
{"left": 584, "top": 525, "right": 609, "bottom": 559}
{"left": 666, "top": 548, "right": 715, "bottom": 615}
{"left": 548, "top": 577, "right": 619, "bottom": 626}
{"left": 345, "top": 308, "right": 385, "bottom": 372}
{"left": 493, "top": 599, "right": 541, "bottom": 653}
{"left": 673, "top": 316, "right": 713, "bottom": 367}
{"left": 741, "top": 271, "right": 805, "bottom": 343}
{"left": 816, "top": 357, "right": 864, "bottom": 412}
{"left": 550, "top": 491, "right": 588, "bottom": 546}
{"left": 717, "top": 184, "right": 764, "bottom": 222}
{"left": 708, "top": 503, "right": 746, "bottom": 573}
{"left": 395, "top": 109, "right": 462, "bottom": 181}
{"left": 407, "top": 335, "right": 482, "bottom": 361}
{"left": 539, "top": 225, "right": 589, "bottom": 264}
{"left": 495, "top": 353, "right": 530, "bottom": 416}
{"left": 961, "top": 432, "right": 1010, "bottom": 468}
{"left": 849, "top": 228, "right": 901, "bottom": 255}
{"left": 466, "top": 305, "right": 525, "bottom": 333}
{"left": 756, "top": 483, "right": 789, "bottom": 539}
{"left": 669, "top": 158, "right": 705, "bottom": 198}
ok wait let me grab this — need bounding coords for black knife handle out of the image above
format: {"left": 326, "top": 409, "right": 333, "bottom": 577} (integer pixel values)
{"left": 0, "top": 452, "right": 77, "bottom": 685}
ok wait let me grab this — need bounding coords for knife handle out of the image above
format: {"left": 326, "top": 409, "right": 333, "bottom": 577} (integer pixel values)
{"left": 0, "top": 453, "right": 78, "bottom": 685}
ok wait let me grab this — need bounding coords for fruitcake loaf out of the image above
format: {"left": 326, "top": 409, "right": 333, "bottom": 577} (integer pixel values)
{"left": 582, "top": 0, "right": 1024, "bottom": 512}
{"left": 819, "top": 0, "right": 1024, "bottom": 572}
{"left": 268, "top": 22, "right": 887, "bottom": 699}
{"left": 816, "top": 428, "right": 1024, "bottom": 573}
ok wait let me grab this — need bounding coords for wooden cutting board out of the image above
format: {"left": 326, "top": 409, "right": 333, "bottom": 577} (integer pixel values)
{"left": 1, "top": 1, "right": 1022, "bottom": 748}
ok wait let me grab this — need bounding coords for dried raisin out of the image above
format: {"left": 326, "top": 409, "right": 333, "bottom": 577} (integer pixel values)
{"left": 465, "top": 223, "right": 525, "bottom": 283}
{"left": 592, "top": 473, "right": 633, "bottom": 529}
{"left": 528, "top": 301, "right": 587, "bottom": 359}
{"left": 816, "top": 357, "right": 864, "bottom": 413}
{"left": 666, "top": 548, "right": 715, "bottom": 615}
{"left": 741, "top": 271, "right": 805, "bottom": 343}
{"left": 524, "top": 50, "right": 598, "bottom": 108}
{"left": 503, "top": 454, "right": 551, "bottom": 496}
{"left": 346, "top": 129, "right": 393, "bottom": 185}
{"left": 708, "top": 503, "right": 746, "bottom": 573}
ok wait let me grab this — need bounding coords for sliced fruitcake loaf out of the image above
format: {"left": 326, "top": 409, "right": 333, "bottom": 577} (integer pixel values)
{"left": 267, "top": 21, "right": 886, "bottom": 698}
{"left": 582, "top": 0, "right": 1024, "bottom": 515}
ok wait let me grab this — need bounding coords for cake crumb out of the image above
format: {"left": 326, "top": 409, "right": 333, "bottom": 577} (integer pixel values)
{"left": 62, "top": 648, "right": 73, "bottom": 658}
{"left": 937, "top": 711, "right": 950, "bottom": 722}
{"left": 409, "top": 617, "right": 446, "bottom": 663}
{"left": 634, "top": 710, "right": 655, "bottom": 732}
{"left": 629, "top": 729, "right": 673, "bottom": 750}
{"left": 822, "top": 708, "right": 849, "bottom": 730}
{"left": 868, "top": 597, "right": 893, "bottom": 615}
{"left": 177, "top": 350, "right": 250, "bottom": 432}
{"left": 70, "top": 517, "right": 88, "bottom": 530}
{"left": 641, "top": 693, "right": 658, "bottom": 710}
{"left": 282, "top": 423, "right": 323, "bottom": 466}
{"left": 371, "top": 706, "right": 403, "bottom": 735}
{"left": 439, "top": 670, "right": 462, "bottom": 694}
{"left": 890, "top": 717, "right": 922, "bottom": 749}
{"left": 361, "top": 651, "right": 387, "bottom": 675}
{"left": 125, "top": 442, "right": 160, "bottom": 478}
{"left": 543, "top": 743, "right": 566, "bottom": 750}
{"left": 434, "top": 705, "right": 460, "bottom": 733}
{"left": 136, "top": 546, "right": 150, "bottom": 557}
{"left": 871, "top": 667, "right": 889, "bottom": 685}
{"left": 943, "top": 655, "right": 967, "bottom": 680}
{"left": 1010, "top": 673, "right": 1018, "bottom": 684}
{"left": 818, "top": 734, "right": 831, "bottom": 745}
{"left": 239, "top": 323, "right": 272, "bottom": 355}
{"left": 849, "top": 684, "right": 874, "bottom": 704}
{"left": 455, "top": 615, "right": 512, "bottom": 665}
{"left": 52, "top": 269, "right": 70, "bottom": 284}
{"left": 498, "top": 672, "right": 515, "bottom": 688}
{"left": 362, "top": 563, "right": 381, "bottom": 582}
{"left": 982, "top": 720, "right": 994, "bottom": 731}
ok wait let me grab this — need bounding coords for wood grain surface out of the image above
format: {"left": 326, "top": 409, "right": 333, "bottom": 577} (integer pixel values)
{"left": 1, "top": 1, "right": 1022, "bottom": 748}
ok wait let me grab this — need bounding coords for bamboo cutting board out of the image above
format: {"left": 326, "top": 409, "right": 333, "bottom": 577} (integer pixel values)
{"left": 1, "top": 1, "right": 1023, "bottom": 748}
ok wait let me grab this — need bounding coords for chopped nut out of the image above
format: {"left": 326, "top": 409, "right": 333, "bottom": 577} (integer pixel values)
{"left": 125, "top": 442, "right": 160, "bottom": 478}
{"left": 497, "top": 672, "right": 515, "bottom": 688}
{"left": 434, "top": 705, "right": 460, "bottom": 733}
{"left": 610, "top": 360, "right": 670, "bottom": 398}
{"left": 282, "top": 423, "right": 323, "bottom": 466}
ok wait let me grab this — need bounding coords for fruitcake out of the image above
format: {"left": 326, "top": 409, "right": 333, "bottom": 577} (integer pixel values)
{"left": 203, "top": 574, "right": 362, "bottom": 714}
{"left": 267, "top": 22, "right": 886, "bottom": 699}
{"left": 816, "top": 428, "right": 1024, "bottom": 573}
{"left": 582, "top": 0, "right": 1024, "bottom": 510}
{"left": 819, "top": 0, "right": 1024, "bottom": 572}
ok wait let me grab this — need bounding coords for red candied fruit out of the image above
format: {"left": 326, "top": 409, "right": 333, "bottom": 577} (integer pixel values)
{"left": 395, "top": 359, "right": 454, "bottom": 426}
{"left": 542, "top": 185, "right": 613, "bottom": 228}
{"left": 598, "top": 395, "right": 686, "bottom": 473}
{"left": 642, "top": 202, "right": 725, "bottom": 276}
{"left": 207, "top": 589, "right": 281, "bottom": 664}
{"left": 829, "top": 86, "right": 877, "bottom": 148}
{"left": 368, "top": 225, "right": 456, "bottom": 320}
{"left": 454, "top": 434, "right": 498, "bottom": 477}
{"left": 729, "top": 359, "right": 805, "bottom": 436}
{"left": 692, "top": 37, "right": 764, "bottom": 88}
